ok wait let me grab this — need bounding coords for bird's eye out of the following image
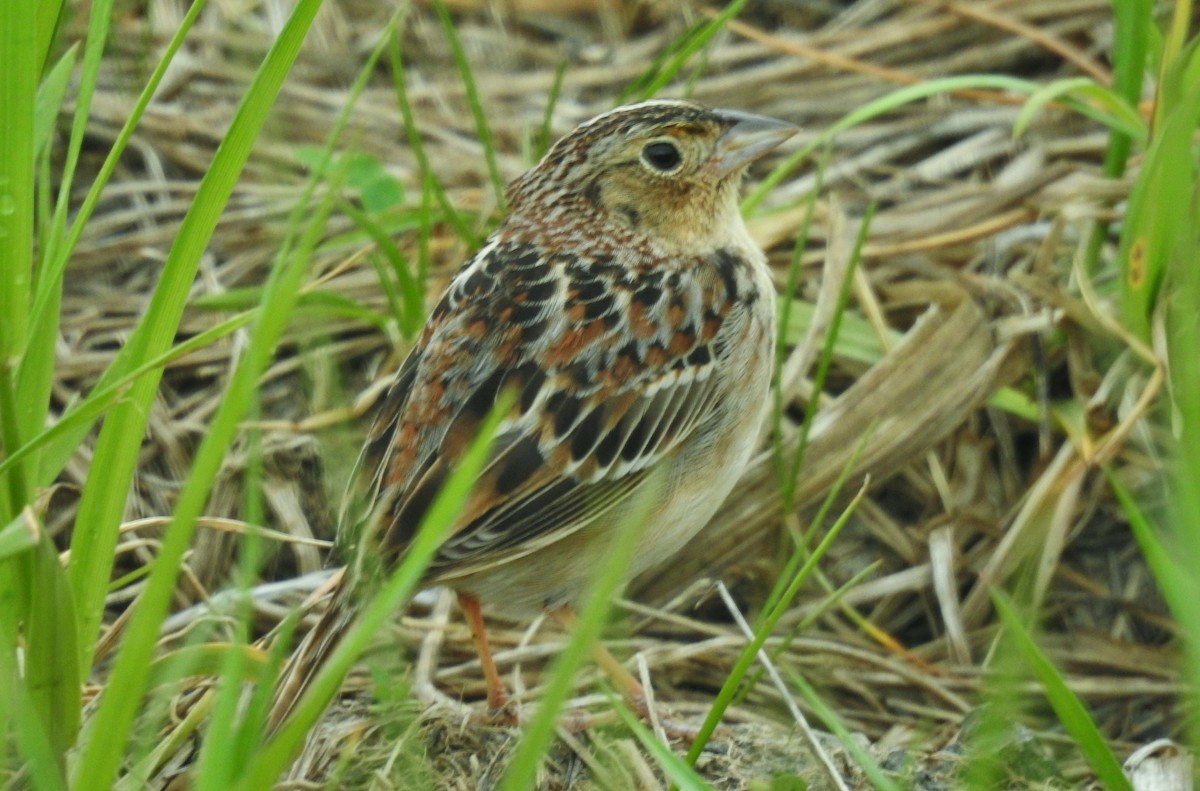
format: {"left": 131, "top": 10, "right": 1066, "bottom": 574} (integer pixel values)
{"left": 641, "top": 141, "right": 682, "bottom": 173}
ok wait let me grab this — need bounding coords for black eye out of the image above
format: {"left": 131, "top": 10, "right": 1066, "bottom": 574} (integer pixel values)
{"left": 641, "top": 141, "right": 682, "bottom": 172}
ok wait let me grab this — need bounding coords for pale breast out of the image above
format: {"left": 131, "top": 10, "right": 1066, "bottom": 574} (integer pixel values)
{"left": 625, "top": 255, "right": 775, "bottom": 577}
{"left": 446, "top": 247, "right": 776, "bottom": 618}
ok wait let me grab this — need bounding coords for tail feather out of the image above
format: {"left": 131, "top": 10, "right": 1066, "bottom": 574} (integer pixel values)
{"left": 266, "top": 570, "right": 359, "bottom": 733}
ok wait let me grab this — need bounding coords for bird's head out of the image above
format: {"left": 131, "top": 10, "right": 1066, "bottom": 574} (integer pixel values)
{"left": 506, "top": 101, "right": 798, "bottom": 255}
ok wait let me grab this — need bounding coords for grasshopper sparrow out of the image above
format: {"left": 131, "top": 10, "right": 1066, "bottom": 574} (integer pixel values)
{"left": 270, "top": 100, "right": 796, "bottom": 727}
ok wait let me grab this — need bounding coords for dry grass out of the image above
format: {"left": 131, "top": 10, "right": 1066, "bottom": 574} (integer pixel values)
{"left": 55, "top": 0, "right": 1176, "bottom": 787}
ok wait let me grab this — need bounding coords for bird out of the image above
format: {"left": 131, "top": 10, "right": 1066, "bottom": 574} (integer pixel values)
{"left": 267, "top": 99, "right": 797, "bottom": 730}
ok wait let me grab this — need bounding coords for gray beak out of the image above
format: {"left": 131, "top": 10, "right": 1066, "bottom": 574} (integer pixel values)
{"left": 711, "top": 108, "right": 799, "bottom": 177}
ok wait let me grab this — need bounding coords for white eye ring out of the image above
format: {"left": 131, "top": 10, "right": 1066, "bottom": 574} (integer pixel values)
{"left": 641, "top": 140, "right": 683, "bottom": 173}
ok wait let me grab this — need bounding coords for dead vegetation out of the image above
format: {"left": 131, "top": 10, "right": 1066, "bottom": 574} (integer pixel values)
{"left": 57, "top": 0, "right": 1177, "bottom": 787}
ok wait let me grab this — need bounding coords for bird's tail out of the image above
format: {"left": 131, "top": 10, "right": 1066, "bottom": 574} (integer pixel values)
{"left": 265, "top": 568, "right": 359, "bottom": 733}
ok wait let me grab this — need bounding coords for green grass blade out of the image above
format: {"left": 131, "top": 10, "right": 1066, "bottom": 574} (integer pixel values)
{"left": 26, "top": 46, "right": 76, "bottom": 451}
{"left": 782, "top": 204, "right": 871, "bottom": 512}
{"left": 1111, "top": 0, "right": 1152, "bottom": 134}
{"left": 618, "top": 19, "right": 703, "bottom": 104}
{"left": 145, "top": 643, "right": 268, "bottom": 690}
{"left": 190, "top": 187, "right": 338, "bottom": 791}
{"left": 29, "top": 0, "right": 207, "bottom": 355}
{"left": 431, "top": 0, "right": 505, "bottom": 211}
{"left": 777, "top": 294, "right": 1036, "bottom": 424}
{"left": 68, "top": 1, "right": 327, "bottom": 785}
{"left": 1155, "top": 0, "right": 1193, "bottom": 129}
{"left": 12, "top": 278, "right": 60, "bottom": 515}
{"left": 0, "top": 601, "right": 67, "bottom": 791}
{"left": 0, "top": 374, "right": 28, "bottom": 519}
{"left": 33, "top": 44, "right": 76, "bottom": 161}
{"left": 685, "top": 479, "right": 865, "bottom": 767}
{"left": 628, "top": 0, "right": 747, "bottom": 102}
{"left": 190, "top": 22, "right": 404, "bottom": 769}
{"left": 194, "top": 288, "right": 389, "bottom": 328}
{"left": 991, "top": 591, "right": 1133, "bottom": 790}
{"left": 778, "top": 297, "right": 888, "bottom": 364}
{"left": 613, "top": 701, "right": 715, "bottom": 791}
{"left": 1117, "top": 61, "right": 1200, "bottom": 339}
{"left": 0, "top": 0, "right": 38, "bottom": 524}
{"left": 1158, "top": 70, "right": 1200, "bottom": 739}
{"left": 1013, "top": 77, "right": 1146, "bottom": 141}
{"left": 66, "top": 0, "right": 316, "bottom": 676}
{"left": 0, "top": 310, "right": 250, "bottom": 483}
{"left": 535, "top": 59, "right": 568, "bottom": 160}
{"left": 760, "top": 425, "right": 874, "bottom": 638}
{"left": 498, "top": 472, "right": 662, "bottom": 791}
{"left": 771, "top": 156, "right": 826, "bottom": 512}
{"left": 387, "top": 31, "right": 480, "bottom": 248}
{"left": 0, "top": 507, "right": 73, "bottom": 789}
{"left": 0, "top": 508, "right": 38, "bottom": 559}
{"left": 339, "top": 199, "right": 423, "bottom": 335}
{"left": 35, "top": 0, "right": 67, "bottom": 76}
{"left": 1106, "top": 466, "right": 1200, "bottom": 700}
{"left": 232, "top": 394, "right": 513, "bottom": 790}
{"left": 0, "top": 0, "right": 35, "bottom": 364}
{"left": 39, "top": 0, "right": 114, "bottom": 278}
{"left": 743, "top": 74, "right": 1135, "bottom": 215}
{"left": 23, "top": 517, "right": 82, "bottom": 764}
{"left": 786, "top": 670, "right": 900, "bottom": 791}
{"left": 1082, "top": 0, "right": 1151, "bottom": 273}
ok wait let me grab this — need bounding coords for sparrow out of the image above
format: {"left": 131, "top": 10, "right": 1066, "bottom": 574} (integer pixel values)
{"left": 268, "top": 99, "right": 797, "bottom": 728}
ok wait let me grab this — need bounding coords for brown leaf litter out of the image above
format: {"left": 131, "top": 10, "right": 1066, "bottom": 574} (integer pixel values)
{"left": 49, "top": 0, "right": 1179, "bottom": 787}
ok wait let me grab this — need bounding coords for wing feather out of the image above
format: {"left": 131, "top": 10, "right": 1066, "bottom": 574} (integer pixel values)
{"left": 360, "top": 235, "right": 739, "bottom": 577}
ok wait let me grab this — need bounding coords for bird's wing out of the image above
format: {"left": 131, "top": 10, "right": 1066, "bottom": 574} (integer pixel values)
{"left": 358, "top": 234, "right": 744, "bottom": 575}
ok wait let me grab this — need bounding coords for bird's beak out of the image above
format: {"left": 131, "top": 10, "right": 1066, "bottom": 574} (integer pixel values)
{"left": 711, "top": 109, "right": 799, "bottom": 177}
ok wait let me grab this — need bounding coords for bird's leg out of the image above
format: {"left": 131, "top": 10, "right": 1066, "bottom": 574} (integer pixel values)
{"left": 457, "top": 591, "right": 510, "bottom": 710}
{"left": 550, "top": 605, "right": 704, "bottom": 740}
{"left": 548, "top": 606, "right": 647, "bottom": 715}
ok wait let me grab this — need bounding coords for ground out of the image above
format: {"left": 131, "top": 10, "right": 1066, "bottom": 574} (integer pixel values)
{"left": 55, "top": 0, "right": 1180, "bottom": 787}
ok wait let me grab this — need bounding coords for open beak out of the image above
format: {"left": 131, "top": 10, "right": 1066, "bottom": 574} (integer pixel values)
{"left": 711, "top": 108, "right": 799, "bottom": 177}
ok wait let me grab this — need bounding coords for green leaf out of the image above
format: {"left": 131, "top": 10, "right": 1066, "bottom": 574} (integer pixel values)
{"left": 745, "top": 74, "right": 1112, "bottom": 214}
{"left": 233, "top": 392, "right": 514, "bottom": 790}
{"left": 0, "top": 508, "right": 38, "bottom": 559}
{"left": 990, "top": 591, "right": 1133, "bottom": 791}
{"left": 146, "top": 643, "right": 270, "bottom": 691}
{"left": 293, "top": 146, "right": 327, "bottom": 173}
{"left": 33, "top": 43, "right": 76, "bottom": 159}
{"left": 0, "top": 0, "right": 36, "bottom": 367}
{"left": 192, "top": 287, "right": 390, "bottom": 329}
{"left": 613, "top": 701, "right": 716, "bottom": 791}
{"left": 499, "top": 468, "right": 665, "bottom": 791}
{"left": 23, "top": 518, "right": 82, "bottom": 763}
{"left": 786, "top": 670, "right": 900, "bottom": 791}
{"left": 0, "top": 604, "right": 68, "bottom": 791}
{"left": 358, "top": 171, "right": 405, "bottom": 214}
{"left": 430, "top": 0, "right": 505, "bottom": 211}
{"left": 69, "top": 0, "right": 328, "bottom": 786}
{"left": 1013, "top": 77, "right": 1146, "bottom": 141}
{"left": 304, "top": 151, "right": 405, "bottom": 214}
{"left": 387, "top": 35, "right": 480, "bottom": 247}
{"left": 624, "top": 0, "right": 747, "bottom": 102}
{"left": 1117, "top": 61, "right": 1200, "bottom": 339}
{"left": 686, "top": 464, "right": 865, "bottom": 767}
